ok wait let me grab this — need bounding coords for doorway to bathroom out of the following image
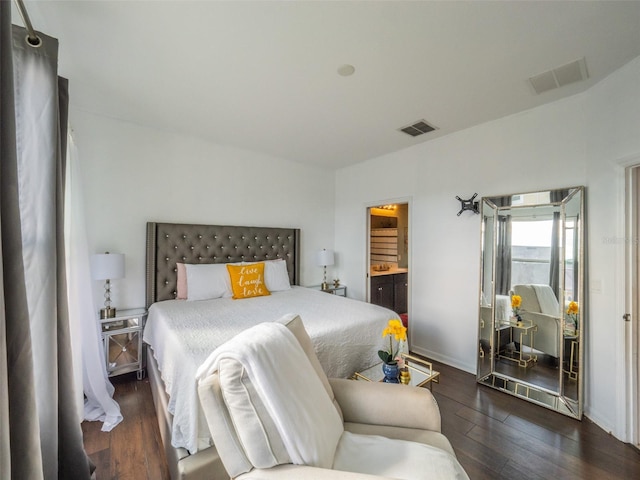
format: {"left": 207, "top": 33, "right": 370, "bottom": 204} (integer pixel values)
{"left": 367, "top": 201, "right": 410, "bottom": 331}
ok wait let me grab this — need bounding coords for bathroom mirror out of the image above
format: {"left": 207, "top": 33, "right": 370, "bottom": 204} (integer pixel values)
{"left": 477, "top": 187, "right": 584, "bottom": 418}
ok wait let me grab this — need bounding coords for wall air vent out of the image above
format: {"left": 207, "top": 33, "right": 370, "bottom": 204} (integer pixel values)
{"left": 399, "top": 119, "right": 437, "bottom": 137}
{"left": 529, "top": 57, "right": 589, "bottom": 95}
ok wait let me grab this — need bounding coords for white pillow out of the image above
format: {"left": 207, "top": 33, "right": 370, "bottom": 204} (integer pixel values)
{"left": 185, "top": 263, "right": 233, "bottom": 301}
{"left": 264, "top": 259, "right": 291, "bottom": 292}
{"left": 242, "top": 259, "right": 291, "bottom": 292}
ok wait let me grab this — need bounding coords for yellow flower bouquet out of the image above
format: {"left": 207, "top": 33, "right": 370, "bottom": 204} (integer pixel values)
{"left": 566, "top": 301, "right": 579, "bottom": 330}
{"left": 511, "top": 294, "right": 522, "bottom": 319}
{"left": 378, "top": 319, "right": 407, "bottom": 365}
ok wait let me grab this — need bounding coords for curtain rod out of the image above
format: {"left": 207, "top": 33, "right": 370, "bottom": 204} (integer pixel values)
{"left": 14, "top": 0, "right": 41, "bottom": 46}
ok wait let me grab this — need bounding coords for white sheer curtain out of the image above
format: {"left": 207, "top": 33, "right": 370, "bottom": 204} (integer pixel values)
{"left": 65, "top": 132, "right": 123, "bottom": 431}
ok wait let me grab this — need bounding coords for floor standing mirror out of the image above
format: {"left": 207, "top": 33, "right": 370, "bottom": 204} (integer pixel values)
{"left": 477, "top": 187, "right": 584, "bottom": 418}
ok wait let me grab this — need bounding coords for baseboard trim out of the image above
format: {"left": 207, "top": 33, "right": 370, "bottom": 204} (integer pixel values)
{"left": 410, "top": 345, "right": 476, "bottom": 375}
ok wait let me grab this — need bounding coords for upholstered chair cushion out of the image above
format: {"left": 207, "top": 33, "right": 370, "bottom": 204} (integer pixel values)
{"left": 216, "top": 357, "right": 291, "bottom": 468}
{"left": 532, "top": 284, "right": 560, "bottom": 315}
{"left": 333, "top": 431, "right": 468, "bottom": 479}
{"left": 513, "top": 284, "right": 539, "bottom": 313}
{"left": 513, "top": 284, "right": 560, "bottom": 315}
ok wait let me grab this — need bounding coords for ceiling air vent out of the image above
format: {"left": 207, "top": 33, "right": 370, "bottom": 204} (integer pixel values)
{"left": 399, "top": 119, "right": 437, "bottom": 137}
{"left": 529, "top": 57, "right": 589, "bottom": 95}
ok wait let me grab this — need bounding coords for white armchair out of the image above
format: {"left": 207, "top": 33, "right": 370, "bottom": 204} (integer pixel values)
{"left": 512, "top": 284, "right": 561, "bottom": 359}
{"left": 197, "top": 314, "right": 468, "bottom": 480}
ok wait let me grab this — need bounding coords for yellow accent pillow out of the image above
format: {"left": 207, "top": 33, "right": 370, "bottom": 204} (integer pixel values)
{"left": 226, "top": 263, "right": 271, "bottom": 300}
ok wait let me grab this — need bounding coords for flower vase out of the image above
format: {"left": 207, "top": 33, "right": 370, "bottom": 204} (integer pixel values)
{"left": 382, "top": 362, "right": 400, "bottom": 383}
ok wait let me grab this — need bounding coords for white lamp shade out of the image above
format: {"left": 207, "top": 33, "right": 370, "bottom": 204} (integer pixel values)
{"left": 316, "top": 249, "right": 335, "bottom": 267}
{"left": 91, "top": 253, "right": 125, "bottom": 281}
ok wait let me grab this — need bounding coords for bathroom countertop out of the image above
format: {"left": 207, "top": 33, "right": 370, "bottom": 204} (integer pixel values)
{"left": 370, "top": 266, "right": 408, "bottom": 277}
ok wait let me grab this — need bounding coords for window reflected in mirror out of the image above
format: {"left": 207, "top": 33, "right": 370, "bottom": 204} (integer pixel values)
{"left": 511, "top": 219, "right": 553, "bottom": 287}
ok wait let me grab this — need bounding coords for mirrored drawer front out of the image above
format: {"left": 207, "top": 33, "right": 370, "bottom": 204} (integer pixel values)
{"left": 101, "top": 317, "right": 141, "bottom": 332}
{"left": 105, "top": 331, "right": 141, "bottom": 375}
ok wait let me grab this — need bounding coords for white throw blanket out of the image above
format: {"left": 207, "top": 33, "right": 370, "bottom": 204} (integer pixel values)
{"left": 196, "top": 322, "right": 344, "bottom": 468}
{"left": 495, "top": 294, "right": 512, "bottom": 324}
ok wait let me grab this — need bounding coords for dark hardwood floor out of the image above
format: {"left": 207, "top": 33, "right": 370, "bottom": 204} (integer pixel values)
{"left": 432, "top": 360, "right": 640, "bottom": 479}
{"left": 82, "top": 374, "right": 170, "bottom": 480}
{"left": 82, "top": 362, "right": 640, "bottom": 479}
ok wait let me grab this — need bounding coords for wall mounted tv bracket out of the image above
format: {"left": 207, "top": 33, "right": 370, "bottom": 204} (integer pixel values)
{"left": 456, "top": 193, "right": 479, "bottom": 216}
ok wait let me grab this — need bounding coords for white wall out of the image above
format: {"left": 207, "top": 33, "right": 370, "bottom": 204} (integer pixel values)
{"left": 584, "top": 56, "right": 640, "bottom": 439}
{"left": 335, "top": 56, "right": 640, "bottom": 440}
{"left": 70, "top": 109, "right": 336, "bottom": 310}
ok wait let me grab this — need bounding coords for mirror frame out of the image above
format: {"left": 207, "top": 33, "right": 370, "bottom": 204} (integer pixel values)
{"left": 476, "top": 186, "right": 585, "bottom": 419}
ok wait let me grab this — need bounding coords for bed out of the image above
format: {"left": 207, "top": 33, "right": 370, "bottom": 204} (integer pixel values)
{"left": 143, "top": 222, "right": 400, "bottom": 480}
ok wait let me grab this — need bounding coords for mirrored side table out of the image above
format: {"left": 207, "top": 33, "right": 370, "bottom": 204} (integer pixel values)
{"left": 308, "top": 284, "right": 347, "bottom": 297}
{"left": 353, "top": 353, "right": 440, "bottom": 391}
{"left": 100, "top": 307, "right": 147, "bottom": 380}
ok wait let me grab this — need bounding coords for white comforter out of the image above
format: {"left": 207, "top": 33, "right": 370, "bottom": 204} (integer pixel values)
{"left": 143, "top": 286, "right": 398, "bottom": 454}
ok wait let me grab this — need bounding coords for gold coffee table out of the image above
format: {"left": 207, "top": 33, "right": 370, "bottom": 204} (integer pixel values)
{"left": 353, "top": 353, "right": 440, "bottom": 390}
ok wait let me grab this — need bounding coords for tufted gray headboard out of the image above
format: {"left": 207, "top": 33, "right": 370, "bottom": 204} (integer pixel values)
{"left": 145, "top": 222, "right": 300, "bottom": 307}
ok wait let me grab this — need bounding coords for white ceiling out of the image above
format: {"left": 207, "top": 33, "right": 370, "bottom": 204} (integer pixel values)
{"left": 16, "top": 1, "right": 640, "bottom": 170}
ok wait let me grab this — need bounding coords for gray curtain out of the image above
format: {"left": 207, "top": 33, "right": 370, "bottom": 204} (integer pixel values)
{"left": 573, "top": 213, "right": 579, "bottom": 300}
{"left": 549, "top": 211, "right": 560, "bottom": 298}
{"left": 1, "top": 7, "right": 91, "bottom": 479}
{"left": 495, "top": 214, "right": 512, "bottom": 295}
{"left": 549, "top": 190, "right": 569, "bottom": 299}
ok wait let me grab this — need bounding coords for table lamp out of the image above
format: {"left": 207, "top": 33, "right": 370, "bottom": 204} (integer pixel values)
{"left": 91, "top": 252, "right": 125, "bottom": 319}
{"left": 315, "top": 249, "right": 334, "bottom": 291}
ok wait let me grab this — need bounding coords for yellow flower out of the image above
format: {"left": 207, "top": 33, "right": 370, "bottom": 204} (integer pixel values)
{"left": 378, "top": 319, "right": 407, "bottom": 364}
{"left": 511, "top": 295, "right": 522, "bottom": 309}
{"left": 511, "top": 294, "right": 522, "bottom": 317}
{"left": 566, "top": 301, "right": 579, "bottom": 331}
{"left": 382, "top": 319, "right": 407, "bottom": 342}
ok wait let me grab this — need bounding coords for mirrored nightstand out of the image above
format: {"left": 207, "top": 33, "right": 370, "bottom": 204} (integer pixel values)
{"left": 100, "top": 307, "right": 147, "bottom": 380}
{"left": 308, "top": 284, "right": 347, "bottom": 297}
